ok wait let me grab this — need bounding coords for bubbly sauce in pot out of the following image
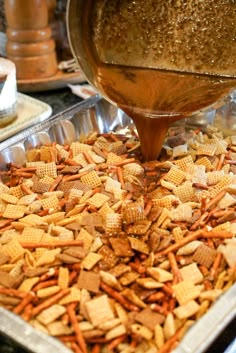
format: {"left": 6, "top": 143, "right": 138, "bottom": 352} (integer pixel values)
{"left": 69, "top": 0, "right": 236, "bottom": 160}
{"left": 95, "top": 64, "right": 236, "bottom": 160}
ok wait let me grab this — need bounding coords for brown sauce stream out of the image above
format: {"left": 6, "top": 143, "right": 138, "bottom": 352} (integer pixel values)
{"left": 95, "top": 64, "right": 236, "bottom": 160}
{"left": 69, "top": 0, "right": 236, "bottom": 161}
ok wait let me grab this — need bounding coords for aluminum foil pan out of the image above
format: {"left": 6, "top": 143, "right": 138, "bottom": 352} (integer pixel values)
{"left": 0, "top": 95, "right": 235, "bottom": 353}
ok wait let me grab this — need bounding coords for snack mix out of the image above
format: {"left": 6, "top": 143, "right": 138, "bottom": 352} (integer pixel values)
{"left": 0, "top": 125, "right": 235, "bottom": 353}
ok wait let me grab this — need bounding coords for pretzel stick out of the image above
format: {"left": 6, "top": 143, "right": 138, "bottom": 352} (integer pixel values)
{"left": 71, "top": 342, "right": 83, "bottom": 353}
{"left": 0, "top": 287, "right": 26, "bottom": 298}
{"left": 155, "top": 229, "right": 204, "bottom": 257}
{"left": 91, "top": 343, "right": 102, "bottom": 353}
{"left": 117, "top": 167, "right": 125, "bottom": 189}
{"left": 62, "top": 170, "right": 90, "bottom": 182}
{"left": 162, "top": 284, "right": 173, "bottom": 296}
{"left": 20, "top": 183, "right": 35, "bottom": 195}
{"left": 0, "top": 219, "right": 12, "bottom": 229}
{"left": 67, "top": 303, "right": 88, "bottom": 353}
{"left": 32, "top": 279, "right": 58, "bottom": 292}
{"left": 49, "top": 174, "right": 63, "bottom": 192}
{"left": 205, "top": 190, "right": 226, "bottom": 211}
{"left": 158, "top": 326, "right": 183, "bottom": 353}
{"left": 210, "top": 253, "right": 223, "bottom": 279}
{"left": 168, "top": 252, "right": 183, "bottom": 283}
{"left": 21, "top": 303, "right": 34, "bottom": 321}
{"left": 100, "top": 282, "right": 140, "bottom": 312}
{"left": 58, "top": 335, "right": 77, "bottom": 343}
{"left": 146, "top": 292, "right": 165, "bottom": 303}
{"left": 144, "top": 199, "right": 153, "bottom": 216}
{"left": 100, "top": 158, "right": 136, "bottom": 170}
{"left": 112, "top": 158, "right": 136, "bottom": 166}
{"left": 216, "top": 154, "right": 225, "bottom": 171}
{"left": 32, "top": 288, "right": 69, "bottom": 316}
{"left": 13, "top": 292, "right": 35, "bottom": 315}
{"left": 201, "top": 230, "right": 234, "bottom": 239}
{"left": 69, "top": 270, "right": 79, "bottom": 285}
{"left": 83, "top": 151, "right": 96, "bottom": 165}
{"left": 19, "top": 240, "right": 83, "bottom": 248}
{"left": 64, "top": 159, "right": 81, "bottom": 166}
{"left": 14, "top": 172, "right": 34, "bottom": 178}
{"left": 200, "top": 195, "right": 207, "bottom": 214}
{"left": 0, "top": 225, "right": 13, "bottom": 232}
{"left": 14, "top": 167, "right": 37, "bottom": 172}
{"left": 190, "top": 211, "right": 209, "bottom": 231}
{"left": 107, "top": 334, "right": 127, "bottom": 351}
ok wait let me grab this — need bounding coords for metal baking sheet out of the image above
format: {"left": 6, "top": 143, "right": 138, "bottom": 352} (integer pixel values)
{"left": 0, "top": 95, "right": 235, "bottom": 353}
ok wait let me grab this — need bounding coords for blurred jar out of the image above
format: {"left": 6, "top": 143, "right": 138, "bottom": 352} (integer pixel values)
{"left": 0, "top": 58, "right": 17, "bottom": 127}
{"left": 214, "top": 91, "right": 236, "bottom": 136}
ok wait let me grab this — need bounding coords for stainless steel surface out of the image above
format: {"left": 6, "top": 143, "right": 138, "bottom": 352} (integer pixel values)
{"left": 0, "top": 95, "right": 132, "bottom": 167}
{"left": 0, "top": 95, "right": 235, "bottom": 353}
{"left": 0, "top": 307, "right": 72, "bottom": 353}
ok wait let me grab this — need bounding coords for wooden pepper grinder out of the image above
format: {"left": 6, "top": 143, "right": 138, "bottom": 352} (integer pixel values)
{"left": 4, "top": 0, "right": 58, "bottom": 80}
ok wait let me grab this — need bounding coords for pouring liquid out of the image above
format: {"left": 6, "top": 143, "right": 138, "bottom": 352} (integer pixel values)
{"left": 95, "top": 64, "right": 236, "bottom": 160}
{"left": 68, "top": 0, "right": 236, "bottom": 160}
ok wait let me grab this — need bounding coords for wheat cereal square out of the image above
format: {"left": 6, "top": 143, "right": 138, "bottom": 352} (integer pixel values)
{"left": 207, "top": 171, "right": 224, "bottom": 185}
{"left": 0, "top": 182, "right": 10, "bottom": 194}
{"left": 174, "top": 155, "right": 194, "bottom": 171}
{"left": 37, "top": 304, "right": 66, "bottom": 325}
{"left": 87, "top": 193, "right": 110, "bottom": 209}
{"left": 10, "top": 185, "right": 25, "bottom": 199}
{"left": 172, "top": 281, "right": 202, "bottom": 305}
{"left": 85, "top": 294, "right": 114, "bottom": 326}
{"left": 128, "top": 237, "right": 149, "bottom": 254}
{"left": 172, "top": 227, "right": 184, "bottom": 242}
{"left": 0, "top": 193, "right": 19, "bottom": 204}
{"left": 59, "top": 287, "right": 81, "bottom": 305}
{"left": 122, "top": 197, "right": 145, "bottom": 224}
{"left": 108, "top": 141, "right": 127, "bottom": 155}
{"left": 81, "top": 170, "right": 102, "bottom": 188}
{"left": 106, "top": 152, "right": 124, "bottom": 165}
{"left": 106, "top": 213, "right": 122, "bottom": 234}
{"left": 180, "top": 263, "right": 204, "bottom": 284}
{"left": 71, "top": 142, "right": 92, "bottom": 156}
{"left": 126, "top": 220, "right": 152, "bottom": 235}
{"left": 77, "top": 270, "right": 101, "bottom": 293}
{"left": 3, "top": 204, "right": 27, "bottom": 219}
{"left": 20, "top": 227, "right": 45, "bottom": 243}
{"left": 36, "top": 162, "right": 57, "bottom": 179}
{"left": 173, "top": 181, "right": 195, "bottom": 203}
{"left": 41, "top": 194, "right": 59, "bottom": 210}
{"left": 193, "top": 244, "right": 217, "bottom": 268}
{"left": 164, "top": 167, "right": 186, "bottom": 186}
{"left": 173, "top": 300, "right": 200, "bottom": 319}
{"left": 3, "top": 239, "right": 25, "bottom": 261}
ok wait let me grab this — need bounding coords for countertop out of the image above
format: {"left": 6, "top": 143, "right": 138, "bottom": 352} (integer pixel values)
{"left": 3, "top": 87, "right": 235, "bottom": 353}
{"left": 27, "top": 87, "right": 84, "bottom": 115}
